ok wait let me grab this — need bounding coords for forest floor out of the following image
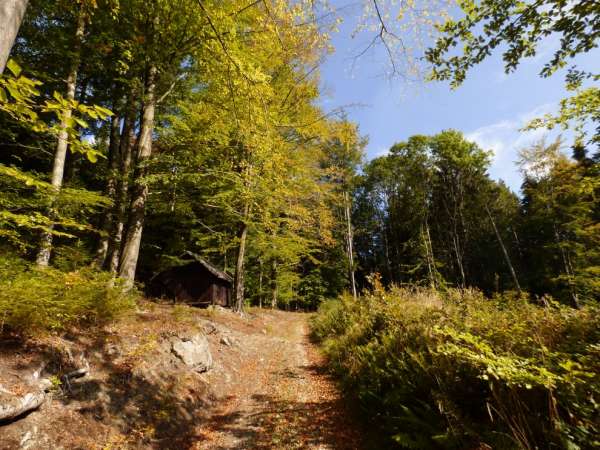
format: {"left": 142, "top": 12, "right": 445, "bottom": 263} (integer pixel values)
{"left": 0, "top": 304, "right": 364, "bottom": 450}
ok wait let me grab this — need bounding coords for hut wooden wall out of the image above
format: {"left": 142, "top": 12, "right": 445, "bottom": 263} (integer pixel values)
{"left": 149, "top": 262, "right": 231, "bottom": 306}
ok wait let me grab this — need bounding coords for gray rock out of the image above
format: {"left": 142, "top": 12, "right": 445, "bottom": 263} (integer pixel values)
{"left": 171, "top": 334, "right": 212, "bottom": 373}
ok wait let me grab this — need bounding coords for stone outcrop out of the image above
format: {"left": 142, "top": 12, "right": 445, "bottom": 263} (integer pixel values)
{"left": 170, "top": 334, "right": 213, "bottom": 373}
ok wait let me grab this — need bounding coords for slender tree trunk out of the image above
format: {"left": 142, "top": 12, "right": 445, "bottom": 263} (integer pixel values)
{"left": 377, "top": 206, "right": 392, "bottom": 282}
{"left": 422, "top": 219, "right": 437, "bottom": 289}
{"left": 106, "top": 92, "right": 137, "bottom": 274}
{"left": 421, "top": 226, "right": 432, "bottom": 283}
{"left": 545, "top": 184, "right": 579, "bottom": 308}
{"left": 381, "top": 192, "right": 396, "bottom": 284}
{"left": 0, "top": 0, "right": 28, "bottom": 74}
{"left": 36, "top": 8, "right": 85, "bottom": 266}
{"left": 443, "top": 177, "right": 467, "bottom": 289}
{"left": 450, "top": 197, "right": 466, "bottom": 289}
{"left": 510, "top": 226, "right": 523, "bottom": 259}
{"left": 63, "top": 78, "right": 89, "bottom": 184}
{"left": 258, "top": 258, "right": 263, "bottom": 309}
{"left": 271, "top": 259, "right": 278, "bottom": 309}
{"left": 425, "top": 219, "right": 437, "bottom": 288}
{"left": 553, "top": 224, "right": 579, "bottom": 308}
{"left": 94, "top": 109, "right": 121, "bottom": 267}
{"left": 565, "top": 249, "right": 579, "bottom": 306}
{"left": 452, "top": 233, "right": 466, "bottom": 289}
{"left": 233, "top": 224, "right": 248, "bottom": 312}
{"left": 169, "top": 153, "right": 177, "bottom": 212}
{"left": 485, "top": 205, "right": 521, "bottom": 292}
{"left": 343, "top": 191, "right": 357, "bottom": 298}
{"left": 118, "top": 65, "right": 157, "bottom": 288}
{"left": 233, "top": 206, "right": 249, "bottom": 312}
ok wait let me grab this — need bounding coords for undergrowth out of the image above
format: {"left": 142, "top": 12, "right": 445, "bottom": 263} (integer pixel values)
{"left": 0, "top": 254, "right": 137, "bottom": 334}
{"left": 311, "top": 286, "right": 599, "bottom": 449}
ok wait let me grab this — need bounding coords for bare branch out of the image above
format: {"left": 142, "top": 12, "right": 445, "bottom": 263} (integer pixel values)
{"left": 157, "top": 73, "right": 186, "bottom": 105}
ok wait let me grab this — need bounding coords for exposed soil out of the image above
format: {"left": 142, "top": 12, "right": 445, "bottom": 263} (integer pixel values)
{"left": 0, "top": 304, "right": 364, "bottom": 450}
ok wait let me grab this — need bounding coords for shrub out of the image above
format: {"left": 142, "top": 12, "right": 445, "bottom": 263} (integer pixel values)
{"left": 0, "top": 255, "right": 137, "bottom": 334}
{"left": 311, "top": 287, "right": 600, "bottom": 449}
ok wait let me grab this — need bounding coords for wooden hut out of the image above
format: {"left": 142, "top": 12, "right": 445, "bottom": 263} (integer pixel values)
{"left": 149, "top": 253, "right": 232, "bottom": 306}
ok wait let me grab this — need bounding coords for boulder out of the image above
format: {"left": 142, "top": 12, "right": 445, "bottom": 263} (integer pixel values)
{"left": 171, "top": 334, "right": 212, "bottom": 373}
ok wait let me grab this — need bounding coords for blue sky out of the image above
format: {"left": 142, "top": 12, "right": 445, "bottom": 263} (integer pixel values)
{"left": 318, "top": 1, "right": 599, "bottom": 193}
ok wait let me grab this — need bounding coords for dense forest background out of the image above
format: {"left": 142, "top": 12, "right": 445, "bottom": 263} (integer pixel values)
{"left": 1, "top": 0, "right": 364, "bottom": 314}
{"left": 0, "top": 0, "right": 598, "bottom": 313}
{"left": 353, "top": 133, "right": 599, "bottom": 306}
{"left": 0, "top": 0, "right": 598, "bottom": 316}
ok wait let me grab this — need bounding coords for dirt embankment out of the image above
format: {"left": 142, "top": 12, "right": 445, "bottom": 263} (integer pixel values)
{"left": 0, "top": 304, "right": 363, "bottom": 450}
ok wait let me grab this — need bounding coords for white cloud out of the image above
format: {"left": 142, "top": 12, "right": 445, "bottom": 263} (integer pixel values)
{"left": 465, "top": 120, "right": 513, "bottom": 157}
{"left": 374, "top": 146, "right": 390, "bottom": 157}
{"left": 465, "top": 103, "right": 558, "bottom": 192}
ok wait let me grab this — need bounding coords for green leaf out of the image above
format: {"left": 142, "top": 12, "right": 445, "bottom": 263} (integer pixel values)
{"left": 0, "top": 87, "right": 7, "bottom": 103}
{"left": 6, "top": 85, "right": 22, "bottom": 101}
{"left": 94, "top": 106, "right": 113, "bottom": 118}
{"left": 86, "top": 152, "right": 98, "bottom": 163}
{"left": 73, "top": 117, "right": 89, "bottom": 128}
{"left": 6, "top": 59, "right": 22, "bottom": 77}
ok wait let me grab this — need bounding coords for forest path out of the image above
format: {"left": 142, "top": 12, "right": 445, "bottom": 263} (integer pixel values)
{"left": 0, "top": 307, "right": 364, "bottom": 449}
{"left": 195, "top": 310, "right": 363, "bottom": 450}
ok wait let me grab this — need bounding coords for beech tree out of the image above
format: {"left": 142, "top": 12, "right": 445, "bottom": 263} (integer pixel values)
{"left": 148, "top": 0, "right": 334, "bottom": 310}
{"left": 0, "top": 0, "right": 28, "bottom": 73}
{"left": 112, "top": 0, "right": 211, "bottom": 288}
{"left": 36, "top": 2, "right": 89, "bottom": 266}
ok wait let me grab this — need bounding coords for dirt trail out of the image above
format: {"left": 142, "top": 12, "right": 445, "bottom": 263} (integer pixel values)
{"left": 195, "top": 311, "right": 363, "bottom": 449}
{"left": 0, "top": 307, "right": 363, "bottom": 450}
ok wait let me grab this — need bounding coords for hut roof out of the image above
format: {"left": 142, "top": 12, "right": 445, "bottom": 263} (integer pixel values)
{"left": 182, "top": 251, "right": 233, "bottom": 283}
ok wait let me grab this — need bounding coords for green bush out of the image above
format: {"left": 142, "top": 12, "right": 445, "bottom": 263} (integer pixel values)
{"left": 0, "top": 255, "right": 136, "bottom": 334}
{"left": 311, "top": 287, "right": 600, "bottom": 449}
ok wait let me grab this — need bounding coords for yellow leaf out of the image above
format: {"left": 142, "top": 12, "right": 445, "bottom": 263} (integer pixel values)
{"left": 6, "top": 59, "right": 22, "bottom": 77}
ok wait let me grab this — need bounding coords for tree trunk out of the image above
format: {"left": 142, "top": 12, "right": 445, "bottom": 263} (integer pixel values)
{"left": 271, "top": 260, "right": 278, "bottom": 309}
{"left": 510, "top": 226, "right": 523, "bottom": 259}
{"left": 452, "top": 233, "right": 466, "bottom": 289}
{"left": 450, "top": 196, "right": 466, "bottom": 289}
{"left": 233, "top": 204, "right": 249, "bottom": 312}
{"left": 106, "top": 92, "right": 137, "bottom": 274}
{"left": 343, "top": 191, "right": 357, "bottom": 299}
{"left": 382, "top": 222, "right": 392, "bottom": 281}
{"left": 553, "top": 223, "right": 579, "bottom": 308}
{"left": 0, "top": 0, "right": 28, "bottom": 74}
{"left": 422, "top": 219, "right": 437, "bottom": 289}
{"left": 485, "top": 205, "right": 521, "bottom": 292}
{"left": 36, "top": 7, "right": 85, "bottom": 266}
{"left": 62, "top": 78, "right": 89, "bottom": 184}
{"left": 258, "top": 259, "right": 263, "bottom": 309}
{"left": 118, "top": 64, "right": 157, "bottom": 288}
{"left": 381, "top": 192, "right": 394, "bottom": 284}
{"left": 94, "top": 109, "right": 121, "bottom": 267}
{"left": 380, "top": 214, "right": 392, "bottom": 281}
